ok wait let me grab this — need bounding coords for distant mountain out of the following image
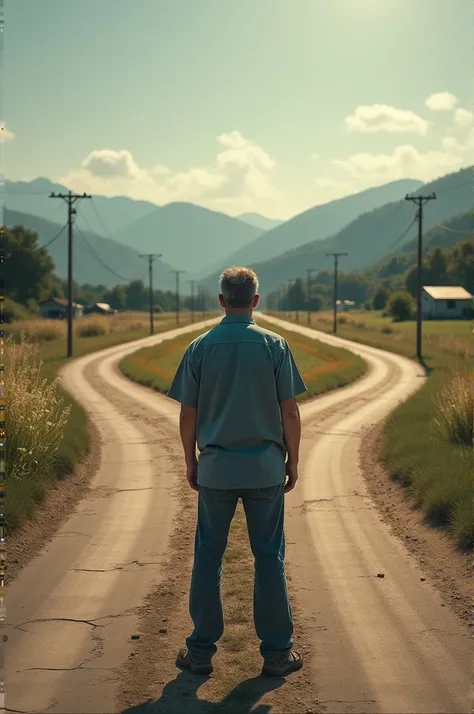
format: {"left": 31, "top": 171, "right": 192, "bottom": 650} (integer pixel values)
{"left": 4, "top": 209, "right": 176, "bottom": 290}
{"left": 237, "top": 212, "right": 283, "bottom": 231}
{"left": 113, "top": 201, "right": 263, "bottom": 274}
{"left": 6, "top": 178, "right": 158, "bottom": 238}
{"left": 201, "top": 168, "right": 472, "bottom": 296}
{"left": 206, "top": 179, "right": 424, "bottom": 275}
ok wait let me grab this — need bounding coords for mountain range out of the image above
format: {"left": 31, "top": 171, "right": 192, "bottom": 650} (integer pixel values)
{"left": 201, "top": 179, "right": 423, "bottom": 278}
{"left": 4, "top": 209, "right": 177, "bottom": 291}
{"left": 236, "top": 212, "right": 283, "bottom": 231}
{"left": 201, "top": 167, "right": 473, "bottom": 296}
{"left": 112, "top": 202, "right": 263, "bottom": 274}
{"left": 7, "top": 168, "right": 472, "bottom": 295}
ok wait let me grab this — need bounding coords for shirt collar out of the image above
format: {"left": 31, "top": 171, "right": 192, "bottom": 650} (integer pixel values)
{"left": 221, "top": 314, "right": 255, "bottom": 325}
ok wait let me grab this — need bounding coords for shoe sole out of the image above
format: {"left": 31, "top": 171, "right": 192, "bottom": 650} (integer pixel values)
{"left": 176, "top": 658, "right": 213, "bottom": 676}
{"left": 262, "top": 660, "right": 303, "bottom": 677}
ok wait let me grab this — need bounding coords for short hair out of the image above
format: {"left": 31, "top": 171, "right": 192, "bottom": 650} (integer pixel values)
{"left": 219, "top": 266, "right": 259, "bottom": 308}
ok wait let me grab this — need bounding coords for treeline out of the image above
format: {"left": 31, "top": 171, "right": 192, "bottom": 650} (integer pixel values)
{"left": 267, "top": 237, "right": 474, "bottom": 312}
{"left": 3, "top": 224, "right": 214, "bottom": 322}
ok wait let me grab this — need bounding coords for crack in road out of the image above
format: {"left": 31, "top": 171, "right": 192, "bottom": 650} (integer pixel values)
{"left": 72, "top": 559, "right": 163, "bottom": 573}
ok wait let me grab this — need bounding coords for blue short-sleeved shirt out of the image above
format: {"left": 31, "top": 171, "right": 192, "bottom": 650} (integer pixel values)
{"left": 167, "top": 314, "right": 307, "bottom": 489}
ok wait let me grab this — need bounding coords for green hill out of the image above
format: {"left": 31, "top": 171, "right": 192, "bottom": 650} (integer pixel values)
{"left": 203, "top": 168, "right": 472, "bottom": 296}
{"left": 4, "top": 209, "right": 177, "bottom": 290}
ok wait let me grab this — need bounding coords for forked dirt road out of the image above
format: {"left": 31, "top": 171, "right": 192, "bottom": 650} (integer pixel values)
{"left": 7, "top": 314, "right": 471, "bottom": 714}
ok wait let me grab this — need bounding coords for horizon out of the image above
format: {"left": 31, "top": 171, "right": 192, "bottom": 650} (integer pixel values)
{"left": 4, "top": 0, "right": 473, "bottom": 220}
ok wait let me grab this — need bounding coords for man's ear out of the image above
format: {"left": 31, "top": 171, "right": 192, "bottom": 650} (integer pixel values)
{"left": 218, "top": 293, "right": 226, "bottom": 308}
{"left": 252, "top": 294, "right": 260, "bottom": 308}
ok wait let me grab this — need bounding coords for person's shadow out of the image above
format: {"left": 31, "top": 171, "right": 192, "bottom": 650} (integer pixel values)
{"left": 122, "top": 670, "right": 286, "bottom": 714}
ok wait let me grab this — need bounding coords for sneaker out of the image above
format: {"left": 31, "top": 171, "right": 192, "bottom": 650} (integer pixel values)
{"left": 176, "top": 647, "right": 213, "bottom": 675}
{"left": 262, "top": 650, "right": 303, "bottom": 677}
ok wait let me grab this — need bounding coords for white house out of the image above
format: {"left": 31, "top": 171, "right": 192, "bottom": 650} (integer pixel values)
{"left": 39, "top": 298, "right": 84, "bottom": 319}
{"left": 422, "top": 286, "right": 473, "bottom": 319}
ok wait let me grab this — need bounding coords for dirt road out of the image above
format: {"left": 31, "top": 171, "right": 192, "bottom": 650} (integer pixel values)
{"left": 7, "top": 315, "right": 471, "bottom": 713}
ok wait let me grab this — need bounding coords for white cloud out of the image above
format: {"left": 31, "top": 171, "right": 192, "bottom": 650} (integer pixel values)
{"left": 425, "top": 92, "right": 458, "bottom": 111}
{"left": 345, "top": 104, "right": 429, "bottom": 135}
{"left": 59, "top": 131, "right": 280, "bottom": 211}
{"left": 311, "top": 154, "right": 320, "bottom": 161}
{"left": 0, "top": 125, "right": 14, "bottom": 142}
{"left": 454, "top": 108, "right": 473, "bottom": 128}
{"left": 81, "top": 149, "right": 153, "bottom": 182}
{"left": 333, "top": 130, "right": 474, "bottom": 184}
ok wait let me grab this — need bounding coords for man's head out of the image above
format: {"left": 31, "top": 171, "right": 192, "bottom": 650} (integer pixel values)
{"left": 219, "top": 266, "right": 260, "bottom": 314}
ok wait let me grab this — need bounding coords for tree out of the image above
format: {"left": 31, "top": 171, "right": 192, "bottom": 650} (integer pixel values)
{"left": 125, "top": 280, "right": 147, "bottom": 311}
{"left": 387, "top": 291, "right": 413, "bottom": 322}
{"left": 104, "top": 285, "right": 126, "bottom": 311}
{"left": 3, "top": 225, "right": 54, "bottom": 304}
{"left": 372, "top": 287, "right": 390, "bottom": 311}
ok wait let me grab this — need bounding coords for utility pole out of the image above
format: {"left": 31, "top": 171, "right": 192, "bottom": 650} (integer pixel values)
{"left": 140, "top": 253, "right": 162, "bottom": 335}
{"left": 50, "top": 190, "right": 91, "bottom": 357}
{"left": 188, "top": 280, "right": 196, "bottom": 323}
{"left": 306, "top": 269, "right": 316, "bottom": 326}
{"left": 326, "top": 252, "right": 348, "bottom": 335}
{"left": 405, "top": 192, "right": 437, "bottom": 361}
{"left": 171, "top": 270, "right": 185, "bottom": 324}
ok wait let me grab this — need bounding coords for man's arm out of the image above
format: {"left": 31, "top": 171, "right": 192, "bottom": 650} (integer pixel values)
{"left": 179, "top": 404, "right": 198, "bottom": 490}
{"left": 280, "top": 398, "right": 301, "bottom": 493}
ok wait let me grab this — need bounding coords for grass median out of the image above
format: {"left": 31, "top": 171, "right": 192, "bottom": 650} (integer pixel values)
{"left": 119, "top": 314, "right": 365, "bottom": 705}
{"left": 7, "top": 311, "right": 200, "bottom": 532}
{"left": 270, "top": 310, "right": 473, "bottom": 549}
{"left": 120, "top": 315, "right": 366, "bottom": 400}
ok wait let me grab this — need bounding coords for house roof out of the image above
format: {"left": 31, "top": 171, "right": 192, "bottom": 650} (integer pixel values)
{"left": 94, "top": 303, "right": 113, "bottom": 311}
{"left": 423, "top": 286, "right": 473, "bottom": 300}
{"left": 39, "top": 297, "right": 84, "bottom": 308}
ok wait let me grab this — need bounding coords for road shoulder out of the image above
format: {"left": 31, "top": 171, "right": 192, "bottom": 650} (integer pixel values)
{"left": 360, "top": 422, "right": 471, "bottom": 624}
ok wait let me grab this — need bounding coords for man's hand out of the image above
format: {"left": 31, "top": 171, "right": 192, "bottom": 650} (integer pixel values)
{"left": 186, "top": 459, "right": 199, "bottom": 491}
{"left": 284, "top": 460, "right": 298, "bottom": 493}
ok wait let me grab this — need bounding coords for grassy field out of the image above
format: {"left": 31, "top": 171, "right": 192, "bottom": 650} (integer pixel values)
{"left": 120, "top": 316, "right": 367, "bottom": 399}
{"left": 271, "top": 309, "right": 473, "bottom": 549}
{"left": 7, "top": 311, "right": 203, "bottom": 532}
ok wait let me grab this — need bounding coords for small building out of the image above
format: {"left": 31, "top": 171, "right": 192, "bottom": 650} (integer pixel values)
{"left": 83, "top": 302, "right": 115, "bottom": 316}
{"left": 422, "top": 286, "right": 473, "bottom": 319}
{"left": 38, "top": 298, "right": 84, "bottom": 319}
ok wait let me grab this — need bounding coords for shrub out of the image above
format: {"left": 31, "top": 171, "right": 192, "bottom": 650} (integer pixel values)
{"left": 387, "top": 291, "right": 413, "bottom": 322}
{"left": 5, "top": 336, "right": 71, "bottom": 525}
{"left": 75, "top": 317, "right": 109, "bottom": 337}
{"left": 381, "top": 325, "right": 394, "bottom": 334}
{"left": 9, "top": 319, "right": 65, "bottom": 343}
{"left": 3, "top": 298, "right": 29, "bottom": 323}
{"left": 434, "top": 370, "right": 472, "bottom": 446}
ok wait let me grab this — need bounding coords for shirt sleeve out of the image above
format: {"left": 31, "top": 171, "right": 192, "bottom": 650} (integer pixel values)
{"left": 167, "top": 347, "right": 199, "bottom": 407}
{"left": 275, "top": 340, "right": 307, "bottom": 403}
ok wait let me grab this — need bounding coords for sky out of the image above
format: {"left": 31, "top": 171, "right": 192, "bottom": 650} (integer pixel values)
{"left": 2, "top": 0, "right": 474, "bottom": 220}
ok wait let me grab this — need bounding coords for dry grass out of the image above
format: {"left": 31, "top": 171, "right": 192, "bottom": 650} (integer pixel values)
{"left": 434, "top": 370, "right": 473, "bottom": 446}
{"left": 5, "top": 336, "right": 71, "bottom": 530}
{"left": 8, "top": 319, "right": 66, "bottom": 343}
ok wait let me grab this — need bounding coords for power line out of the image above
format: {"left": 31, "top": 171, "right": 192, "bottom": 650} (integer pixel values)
{"left": 40, "top": 222, "right": 68, "bottom": 250}
{"left": 75, "top": 224, "right": 131, "bottom": 283}
{"left": 372, "top": 217, "right": 418, "bottom": 262}
{"left": 90, "top": 198, "right": 115, "bottom": 239}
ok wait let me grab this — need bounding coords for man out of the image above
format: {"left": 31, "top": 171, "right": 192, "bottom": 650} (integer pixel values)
{"left": 167, "top": 266, "right": 306, "bottom": 677}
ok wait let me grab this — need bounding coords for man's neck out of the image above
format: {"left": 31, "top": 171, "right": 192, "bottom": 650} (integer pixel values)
{"left": 225, "top": 309, "right": 253, "bottom": 318}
